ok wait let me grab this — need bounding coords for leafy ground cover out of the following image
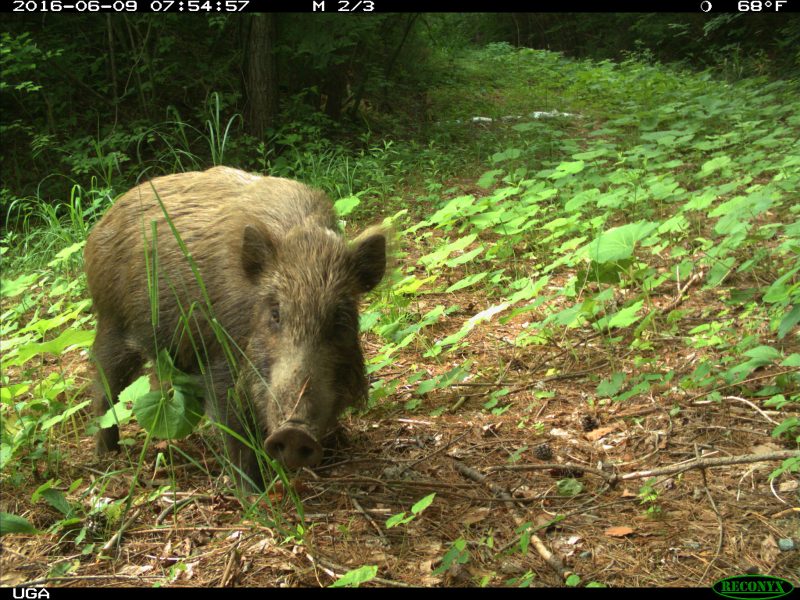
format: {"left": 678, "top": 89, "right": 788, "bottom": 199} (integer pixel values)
{"left": 1, "top": 44, "right": 798, "bottom": 587}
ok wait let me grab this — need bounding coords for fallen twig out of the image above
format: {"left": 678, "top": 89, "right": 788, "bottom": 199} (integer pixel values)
{"left": 619, "top": 450, "right": 799, "bottom": 481}
{"left": 350, "top": 494, "right": 390, "bottom": 547}
{"left": 452, "top": 459, "right": 569, "bottom": 582}
{"left": 486, "top": 462, "right": 615, "bottom": 483}
{"left": 100, "top": 506, "right": 143, "bottom": 555}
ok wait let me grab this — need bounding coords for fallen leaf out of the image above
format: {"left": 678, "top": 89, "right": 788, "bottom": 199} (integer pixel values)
{"left": 462, "top": 507, "right": 490, "bottom": 526}
{"left": 118, "top": 565, "right": 153, "bottom": 576}
{"left": 760, "top": 536, "right": 779, "bottom": 564}
{"left": 0, "top": 571, "right": 27, "bottom": 587}
{"left": 585, "top": 425, "right": 619, "bottom": 441}
{"left": 751, "top": 443, "right": 782, "bottom": 455}
{"left": 605, "top": 526, "right": 634, "bottom": 538}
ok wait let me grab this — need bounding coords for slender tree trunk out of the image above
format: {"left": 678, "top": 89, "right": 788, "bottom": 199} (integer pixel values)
{"left": 244, "top": 13, "right": 278, "bottom": 139}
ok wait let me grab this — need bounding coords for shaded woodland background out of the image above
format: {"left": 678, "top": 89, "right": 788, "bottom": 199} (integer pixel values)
{"left": 3, "top": 13, "right": 799, "bottom": 210}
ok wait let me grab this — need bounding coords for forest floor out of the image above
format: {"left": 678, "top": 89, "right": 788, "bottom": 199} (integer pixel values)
{"left": 2, "top": 45, "right": 798, "bottom": 588}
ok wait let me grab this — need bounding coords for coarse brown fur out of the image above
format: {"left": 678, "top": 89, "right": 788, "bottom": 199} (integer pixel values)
{"left": 85, "top": 166, "right": 386, "bottom": 488}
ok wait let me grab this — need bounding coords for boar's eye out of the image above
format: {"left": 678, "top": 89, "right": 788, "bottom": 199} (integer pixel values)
{"left": 269, "top": 303, "right": 280, "bottom": 327}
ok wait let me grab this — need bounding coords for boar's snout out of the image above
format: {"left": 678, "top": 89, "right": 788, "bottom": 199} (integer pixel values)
{"left": 265, "top": 424, "right": 323, "bottom": 469}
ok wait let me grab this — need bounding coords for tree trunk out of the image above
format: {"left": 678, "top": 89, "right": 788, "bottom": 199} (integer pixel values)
{"left": 244, "top": 13, "right": 278, "bottom": 139}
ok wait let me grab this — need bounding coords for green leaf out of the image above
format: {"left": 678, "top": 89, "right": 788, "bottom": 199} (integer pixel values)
{"left": 411, "top": 493, "right": 436, "bottom": 515}
{"left": 0, "top": 513, "right": 39, "bottom": 536}
{"left": 40, "top": 489, "right": 73, "bottom": 517}
{"left": 597, "top": 373, "right": 625, "bottom": 397}
{"left": 329, "top": 565, "right": 378, "bottom": 588}
{"left": 418, "top": 234, "right": 477, "bottom": 269}
{"left": 477, "top": 169, "right": 503, "bottom": 189}
{"left": 132, "top": 387, "right": 203, "bottom": 440}
{"left": 433, "top": 538, "right": 469, "bottom": 576}
{"left": 606, "top": 300, "right": 644, "bottom": 329}
{"left": 556, "top": 478, "right": 583, "bottom": 497}
{"left": 99, "top": 376, "right": 150, "bottom": 429}
{"left": 781, "top": 354, "right": 800, "bottom": 368}
{"left": 778, "top": 305, "right": 800, "bottom": 339}
{"left": 446, "top": 245, "right": 484, "bottom": 267}
{"left": 120, "top": 375, "right": 152, "bottom": 404}
{"left": 584, "top": 221, "right": 659, "bottom": 263}
{"left": 548, "top": 160, "right": 585, "bottom": 180}
{"left": 0, "top": 273, "right": 38, "bottom": 298}
{"left": 744, "top": 346, "right": 782, "bottom": 362}
{"left": 723, "top": 346, "right": 783, "bottom": 383}
{"left": 334, "top": 195, "right": 360, "bottom": 217}
{"left": 47, "top": 241, "right": 85, "bottom": 267}
{"left": 699, "top": 155, "right": 731, "bottom": 176}
{"left": 385, "top": 512, "right": 411, "bottom": 528}
{"left": 41, "top": 399, "right": 91, "bottom": 431}
{"left": 446, "top": 272, "right": 488, "bottom": 293}
{"left": 429, "top": 195, "right": 476, "bottom": 227}
{"left": 10, "top": 328, "right": 95, "bottom": 367}
{"left": 491, "top": 147, "right": 522, "bottom": 164}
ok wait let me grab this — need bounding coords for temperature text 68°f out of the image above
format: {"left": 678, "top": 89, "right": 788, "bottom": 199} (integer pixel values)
{"left": 738, "top": 0, "right": 788, "bottom": 9}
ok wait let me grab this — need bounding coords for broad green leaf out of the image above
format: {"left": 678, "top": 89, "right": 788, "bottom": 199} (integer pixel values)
{"left": 418, "top": 234, "right": 477, "bottom": 269}
{"left": 584, "top": 221, "right": 659, "bottom": 263}
{"left": 40, "top": 489, "right": 73, "bottom": 517}
{"left": 120, "top": 375, "right": 152, "bottom": 404}
{"left": 491, "top": 148, "right": 522, "bottom": 164}
{"left": 506, "top": 276, "right": 549, "bottom": 305}
{"left": 548, "top": 160, "right": 585, "bottom": 180}
{"left": 429, "top": 195, "right": 476, "bottom": 226}
{"left": 433, "top": 538, "right": 469, "bottom": 576}
{"left": 132, "top": 388, "right": 203, "bottom": 440}
{"left": 99, "top": 376, "right": 151, "bottom": 428}
{"left": 0, "top": 513, "right": 39, "bottom": 536}
{"left": 47, "top": 241, "right": 85, "bottom": 267}
{"left": 334, "top": 195, "right": 360, "bottom": 216}
{"left": 411, "top": 493, "right": 436, "bottom": 515}
{"left": 778, "top": 305, "right": 800, "bottom": 340}
{"left": 446, "top": 245, "right": 484, "bottom": 267}
{"left": 724, "top": 346, "right": 783, "bottom": 383}
{"left": 385, "top": 512, "right": 411, "bottom": 528}
{"left": 699, "top": 155, "right": 731, "bottom": 176}
{"left": 9, "top": 328, "right": 95, "bottom": 367}
{"left": 744, "top": 346, "right": 782, "bottom": 362}
{"left": 606, "top": 300, "right": 644, "bottom": 329}
{"left": 564, "top": 188, "right": 600, "bottom": 212}
{"left": 477, "top": 169, "right": 503, "bottom": 189}
{"left": 780, "top": 354, "right": 800, "bottom": 367}
{"left": 556, "top": 478, "right": 583, "bottom": 496}
{"left": 0, "top": 273, "right": 38, "bottom": 297}
{"left": 597, "top": 373, "right": 625, "bottom": 397}
{"left": 446, "top": 272, "right": 488, "bottom": 294}
{"left": 41, "top": 399, "right": 91, "bottom": 430}
{"left": 329, "top": 565, "right": 378, "bottom": 588}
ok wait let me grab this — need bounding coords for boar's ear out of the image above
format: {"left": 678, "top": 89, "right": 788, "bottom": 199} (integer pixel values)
{"left": 351, "top": 227, "right": 386, "bottom": 293}
{"left": 241, "top": 224, "right": 276, "bottom": 281}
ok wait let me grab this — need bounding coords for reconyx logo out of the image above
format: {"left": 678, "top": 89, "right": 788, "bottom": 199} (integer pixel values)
{"left": 712, "top": 575, "right": 795, "bottom": 600}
